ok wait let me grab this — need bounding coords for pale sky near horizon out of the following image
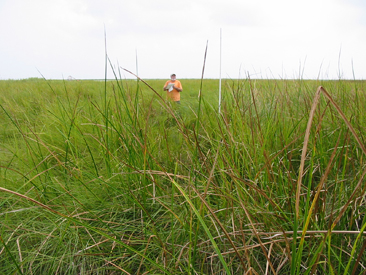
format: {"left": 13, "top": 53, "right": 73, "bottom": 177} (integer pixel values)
{"left": 0, "top": 0, "right": 365, "bottom": 80}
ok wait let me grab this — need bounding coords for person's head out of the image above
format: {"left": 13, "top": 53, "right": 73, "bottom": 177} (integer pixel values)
{"left": 170, "top": 74, "right": 176, "bottom": 81}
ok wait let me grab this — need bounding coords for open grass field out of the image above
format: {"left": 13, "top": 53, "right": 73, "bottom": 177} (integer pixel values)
{"left": 1, "top": 76, "right": 366, "bottom": 274}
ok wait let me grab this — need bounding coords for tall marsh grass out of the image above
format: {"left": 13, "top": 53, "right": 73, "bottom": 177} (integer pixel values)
{"left": 0, "top": 76, "right": 366, "bottom": 274}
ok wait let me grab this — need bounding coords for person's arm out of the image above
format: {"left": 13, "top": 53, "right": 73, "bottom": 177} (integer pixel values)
{"left": 163, "top": 81, "right": 169, "bottom": 91}
{"left": 174, "top": 86, "right": 182, "bottom": 92}
{"left": 174, "top": 82, "right": 183, "bottom": 92}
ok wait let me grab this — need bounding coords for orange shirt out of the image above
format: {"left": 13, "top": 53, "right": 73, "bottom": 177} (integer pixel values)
{"left": 164, "top": 80, "right": 182, "bottom": 101}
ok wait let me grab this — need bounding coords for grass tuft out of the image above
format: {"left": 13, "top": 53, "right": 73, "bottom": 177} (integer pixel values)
{"left": 0, "top": 76, "right": 366, "bottom": 274}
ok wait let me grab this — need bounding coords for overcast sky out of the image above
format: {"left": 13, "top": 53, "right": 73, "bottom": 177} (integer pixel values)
{"left": 1, "top": 0, "right": 365, "bottom": 80}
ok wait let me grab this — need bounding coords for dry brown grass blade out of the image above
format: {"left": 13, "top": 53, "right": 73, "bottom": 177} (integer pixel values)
{"left": 29, "top": 227, "right": 58, "bottom": 273}
{"left": 254, "top": 133, "right": 302, "bottom": 181}
{"left": 0, "top": 187, "right": 64, "bottom": 216}
{"left": 226, "top": 172, "right": 283, "bottom": 214}
{"left": 316, "top": 86, "right": 366, "bottom": 230}
{"left": 259, "top": 230, "right": 366, "bottom": 237}
{"left": 137, "top": 235, "right": 156, "bottom": 275}
{"left": 265, "top": 243, "right": 274, "bottom": 275}
{"left": 0, "top": 224, "right": 22, "bottom": 256}
{"left": 104, "top": 260, "right": 132, "bottom": 275}
{"left": 295, "top": 86, "right": 322, "bottom": 219}
{"left": 191, "top": 185, "right": 247, "bottom": 272}
{"left": 351, "top": 238, "right": 366, "bottom": 275}
{"left": 16, "top": 237, "right": 24, "bottom": 274}
{"left": 239, "top": 215, "right": 253, "bottom": 271}
{"left": 296, "top": 85, "right": 366, "bottom": 221}
{"left": 331, "top": 167, "right": 366, "bottom": 230}
{"left": 239, "top": 200, "right": 277, "bottom": 275}
{"left": 198, "top": 40, "right": 208, "bottom": 99}
{"left": 208, "top": 236, "right": 310, "bottom": 257}
{"left": 298, "top": 86, "right": 366, "bottom": 229}
{"left": 75, "top": 238, "right": 110, "bottom": 255}
{"left": 175, "top": 241, "right": 189, "bottom": 268}
{"left": 298, "top": 133, "right": 340, "bottom": 248}
{"left": 276, "top": 251, "right": 289, "bottom": 274}
{"left": 245, "top": 267, "right": 260, "bottom": 275}
{"left": 320, "top": 86, "right": 366, "bottom": 155}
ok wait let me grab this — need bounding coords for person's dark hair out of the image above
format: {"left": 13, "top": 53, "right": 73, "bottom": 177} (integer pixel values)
{"left": 170, "top": 74, "right": 176, "bottom": 77}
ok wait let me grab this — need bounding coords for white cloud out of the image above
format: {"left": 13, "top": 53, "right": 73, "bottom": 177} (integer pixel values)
{"left": 0, "top": 0, "right": 365, "bottom": 79}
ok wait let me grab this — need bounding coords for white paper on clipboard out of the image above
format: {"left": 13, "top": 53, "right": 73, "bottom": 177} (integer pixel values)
{"left": 166, "top": 83, "right": 175, "bottom": 92}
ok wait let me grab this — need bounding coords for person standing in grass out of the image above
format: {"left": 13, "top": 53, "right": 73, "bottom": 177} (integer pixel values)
{"left": 163, "top": 74, "right": 183, "bottom": 104}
